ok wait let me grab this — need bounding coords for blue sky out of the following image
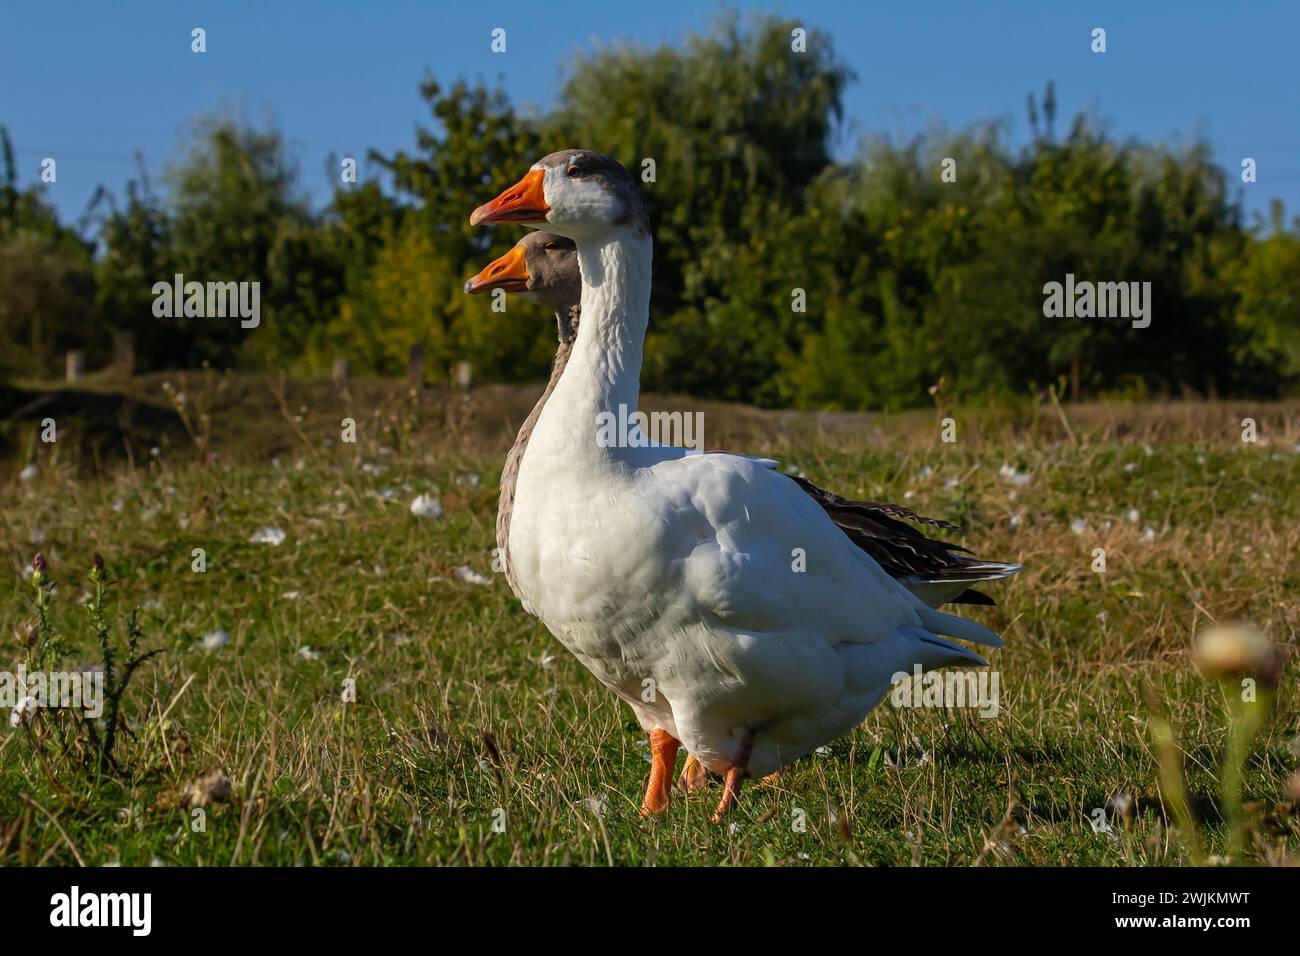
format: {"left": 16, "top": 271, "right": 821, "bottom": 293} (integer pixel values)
{"left": 2, "top": 1, "right": 1296, "bottom": 229}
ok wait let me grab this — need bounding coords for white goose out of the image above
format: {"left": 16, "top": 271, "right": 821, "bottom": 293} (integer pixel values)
{"left": 469, "top": 150, "right": 1011, "bottom": 820}
{"left": 465, "top": 232, "right": 1020, "bottom": 610}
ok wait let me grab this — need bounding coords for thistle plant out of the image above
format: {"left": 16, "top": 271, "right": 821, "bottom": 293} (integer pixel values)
{"left": 16, "top": 552, "right": 161, "bottom": 775}
{"left": 84, "top": 552, "right": 162, "bottom": 773}
{"left": 28, "top": 552, "right": 63, "bottom": 671}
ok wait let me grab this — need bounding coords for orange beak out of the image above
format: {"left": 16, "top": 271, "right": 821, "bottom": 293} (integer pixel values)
{"left": 469, "top": 169, "right": 549, "bottom": 226}
{"left": 464, "top": 244, "right": 529, "bottom": 294}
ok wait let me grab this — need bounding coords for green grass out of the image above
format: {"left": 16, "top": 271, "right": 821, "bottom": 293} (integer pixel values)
{"left": 1, "top": 376, "right": 1298, "bottom": 865}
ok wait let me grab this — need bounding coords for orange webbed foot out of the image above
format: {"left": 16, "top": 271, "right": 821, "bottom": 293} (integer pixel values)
{"left": 639, "top": 728, "right": 680, "bottom": 818}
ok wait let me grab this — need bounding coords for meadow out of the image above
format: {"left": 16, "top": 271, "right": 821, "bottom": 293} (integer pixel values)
{"left": 1, "top": 372, "right": 1297, "bottom": 866}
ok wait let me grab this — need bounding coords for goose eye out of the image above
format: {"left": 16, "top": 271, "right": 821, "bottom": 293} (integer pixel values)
{"left": 566, "top": 165, "right": 581, "bottom": 178}
{"left": 544, "top": 242, "right": 557, "bottom": 251}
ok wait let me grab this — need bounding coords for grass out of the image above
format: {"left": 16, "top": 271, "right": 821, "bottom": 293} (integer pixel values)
{"left": 1, "top": 371, "right": 1298, "bottom": 866}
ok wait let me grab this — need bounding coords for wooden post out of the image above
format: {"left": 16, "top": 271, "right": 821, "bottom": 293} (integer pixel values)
{"left": 66, "top": 351, "right": 85, "bottom": 382}
{"left": 454, "top": 360, "right": 473, "bottom": 389}
{"left": 332, "top": 357, "right": 350, "bottom": 387}
{"left": 406, "top": 345, "right": 424, "bottom": 388}
{"left": 112, "top": 330, "right": 135, "bottom": 377}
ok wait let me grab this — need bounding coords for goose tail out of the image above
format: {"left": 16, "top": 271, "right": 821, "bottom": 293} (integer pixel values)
{"left": 899, "top": 627, "right": 989, "bottom": 669}
{"left": 915, "top": 604, "right": 1005, "bottom": 649}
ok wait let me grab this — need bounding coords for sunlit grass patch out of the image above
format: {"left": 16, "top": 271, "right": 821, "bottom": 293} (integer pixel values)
{"left": 1, "top": 379, "right": 1297, "bottom": 865}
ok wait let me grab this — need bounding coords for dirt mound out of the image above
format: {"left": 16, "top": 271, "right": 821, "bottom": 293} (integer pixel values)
{"left": 1, "top": 383, "right": 185, "bottom": 473}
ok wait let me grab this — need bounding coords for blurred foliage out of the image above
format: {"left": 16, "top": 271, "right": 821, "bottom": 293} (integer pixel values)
{"left": 2, "top": 13, "right": 1298, "bottom": 406}
{"left": 0, "top": 128, "right": 98, "bottom": 378}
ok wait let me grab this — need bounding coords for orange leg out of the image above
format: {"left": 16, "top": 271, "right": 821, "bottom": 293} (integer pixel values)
{"left": 640, "top": 729, "right": 680, "bottom": 817}
{"left": 677, "top": 754, "right": 710, "bottom": 793}
{"left": 710, "top": 738, "right": 753, "bottom": 823}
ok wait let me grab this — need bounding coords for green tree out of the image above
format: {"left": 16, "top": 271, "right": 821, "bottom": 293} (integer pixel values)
{"left": 1228, "top": 202, "right": 1300, "bottom": 388}
{"left": 552, "top": 13, "right": 853, "bottom": 400}
{"left": 93, "top": 171, "right": 176, "bottom": 371}
{"left": 0, "top": 127, "right": 99, "bottom": 379}
{"left": 352, "top": 78, "right": 551, "bottom": 382}
{"left": 165, "top": 119, "right": 312, "bottom": 367}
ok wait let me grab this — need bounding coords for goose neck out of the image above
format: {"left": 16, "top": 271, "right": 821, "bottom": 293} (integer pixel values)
{"left": 552, "top": 230, "right": 652, "bottom": 427}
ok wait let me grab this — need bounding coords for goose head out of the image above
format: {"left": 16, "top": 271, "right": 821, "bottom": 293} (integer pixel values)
{"left": 463, "top": 231, "right": 580, "bottom": 313}
{"left": 469, "top": 149, "right": 648, "bottom": 240}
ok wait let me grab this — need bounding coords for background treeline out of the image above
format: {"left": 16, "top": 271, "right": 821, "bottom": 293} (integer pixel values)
{"left": 2, "top": 15, "right": 1298, "bottom": 409}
